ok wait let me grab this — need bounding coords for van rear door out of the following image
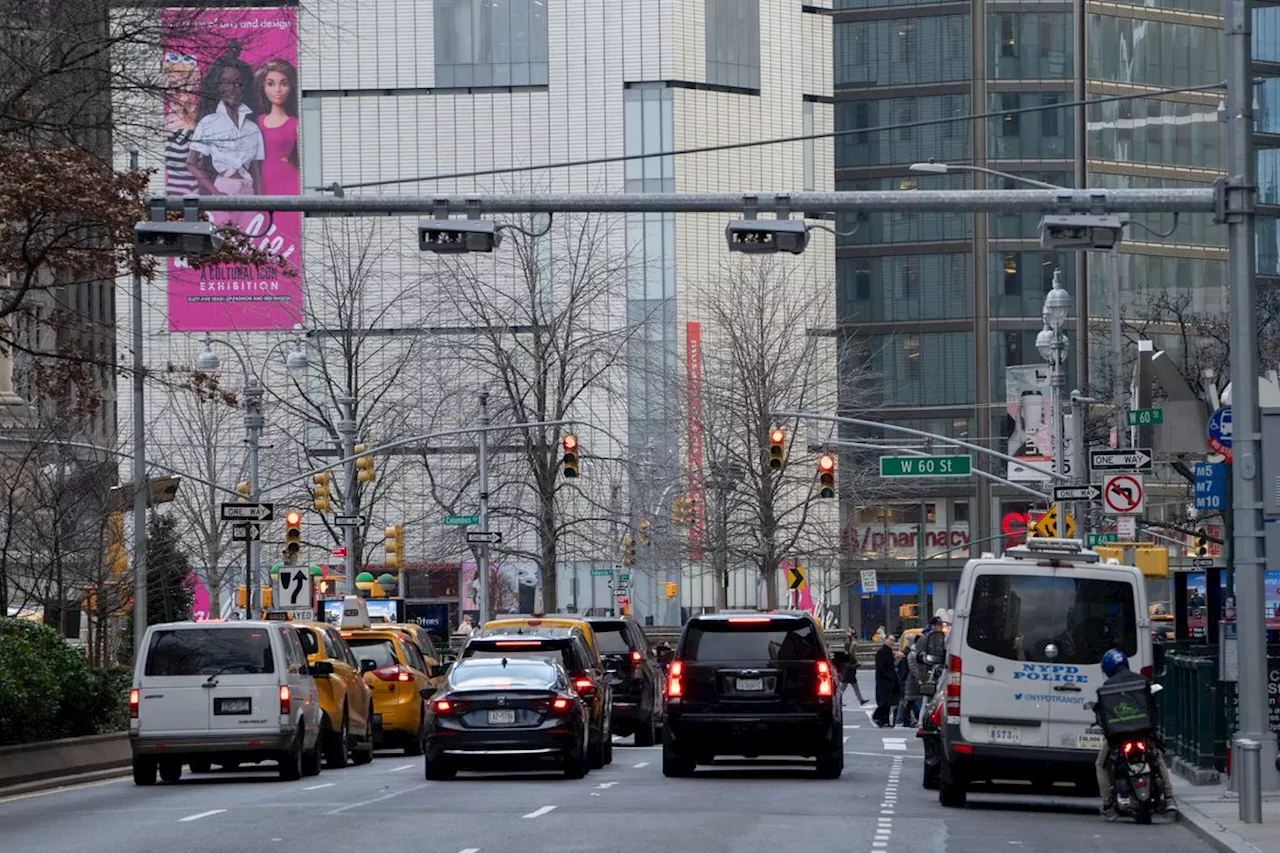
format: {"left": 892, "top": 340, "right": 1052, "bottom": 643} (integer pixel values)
{"left": 164, "top": 626, "right": 282, "bottom": 736}
{"left": 137, "top": 626, "right": 213, "bottom": 737}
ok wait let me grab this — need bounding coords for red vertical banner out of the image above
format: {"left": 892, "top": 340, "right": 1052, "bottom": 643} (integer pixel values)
{"left": 686, "top": 322, "right": 707, "bottom": 560}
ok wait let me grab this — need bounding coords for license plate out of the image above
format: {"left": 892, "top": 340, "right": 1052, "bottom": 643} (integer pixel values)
{"left": 1078, "top": 734, "right": 1105, "bottom": 750}
{"left": 736, "top": 678, "right": 764, "bottom": 692}
{"left": 988, "top": 726, "right": 1022, "bottom": 745}
{"left": 214, "top": 698, "right": 251, "bottom": 715}
{"left": 488, "top": 709, "right": 516, "bottom": 725}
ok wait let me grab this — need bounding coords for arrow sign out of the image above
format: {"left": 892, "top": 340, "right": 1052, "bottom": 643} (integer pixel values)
{"left": 221, "top": 502, "right": 274, "bottom": 522}
{"left": 231, "top": 522, "right": 261, "bottom": 542}
{"left": 787, "top": 565, "right": 807, "bottom": 591}
{"left": 1053, "top": 485, "right": 1101, "bottom": 502}
{"left": 1090, "top": 449, "right": 1153, "bottom": 472}
{"left": 1192, "top": 557, "right": 1215, "bottom": 568}
{"left": 334, "top": 515, "right": 364, "bottom": 527}
{"left": 1103, "top": 474, "right": 1145, "bottom": 515}
{"left": 466, "top": 531, "right": 503, "bottom": 545}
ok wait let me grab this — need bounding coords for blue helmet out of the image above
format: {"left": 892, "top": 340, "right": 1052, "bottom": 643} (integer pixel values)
{"left": 1101, "top": 648, "right": 1129, "bottom": 677}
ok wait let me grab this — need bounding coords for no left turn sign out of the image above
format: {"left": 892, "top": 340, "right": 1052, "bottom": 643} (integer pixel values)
{"left": 1103, "top": 474, "right": 1145, "bottom": 515}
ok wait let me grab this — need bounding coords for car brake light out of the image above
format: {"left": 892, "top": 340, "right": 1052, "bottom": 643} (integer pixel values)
{"left": 817, "top": 660, "right": 833, "bottom": 697}
{"left": 435, "top": 699, "right": 453, "bottom": 713}
{"left": 631, "top": 650, "right": 642, "bottom": 662}
{"left": 495, "top": 641, "right": 543, "bottom": 647}
{"left": 279, "top": 685, "right": 291, "bottom": 716}
{"left": 553, "top": 698, "right": 571, "bottom": 711}
{"left": 930, "top": 701, "right": 944, "bottom": 727}
{"left": 371, "top": 665, "right": 410, "bottom": 682}
{"left": 1123, "top": 740, "right": 1146, "bottom": 755}
{"left": 945, "top": 655, "right": 962, "bottom": 715}
{"left": 1140, "top": 665, "right": 1153, "bottom": 680}
{"left": 727, "top": 617, "right": 770, "bottom": 623}
{"left": 129, "top": 688, "right": 139, "bottom": 719}
{"left": 572, "top": 676, "right": 594, "bottom": 694}
{"left": 667, "top": 660, "right": 683, "bottom": 699}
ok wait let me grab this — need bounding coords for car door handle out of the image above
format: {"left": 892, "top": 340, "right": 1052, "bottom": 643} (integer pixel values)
{"left": 1053, "top": 684, "right": 1082, "bottom": 693}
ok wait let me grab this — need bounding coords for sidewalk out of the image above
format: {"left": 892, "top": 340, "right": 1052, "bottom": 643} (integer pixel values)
{"left": 1173, "top": 763, "right": 1280, "bottom": 853}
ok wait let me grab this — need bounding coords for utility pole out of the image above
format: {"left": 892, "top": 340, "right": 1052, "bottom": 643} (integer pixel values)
{"left": 477, "top": 387, "right": 491, "bottom": 625}
{"left": 129, "top": 150, "right": 148, "bottom": 652}
{"left": 1224, "top": 0, "right": 1279, "bottom": 791}
{"left": 337, "top": 394, "right": 358, "bottom": 592}
{"left": 244, "top": 378, "right": 263, "bottom": 617}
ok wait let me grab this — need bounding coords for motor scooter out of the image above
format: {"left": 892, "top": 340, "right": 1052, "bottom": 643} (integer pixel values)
{"left": 1085, "top": 683, "right": 1169, "bottom": 824}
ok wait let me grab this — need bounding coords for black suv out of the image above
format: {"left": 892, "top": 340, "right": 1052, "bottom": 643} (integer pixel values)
{"left": 663, "top": 612, "right": 843, "bottom": 779}
{"left": 585, "top": 616, "right": 664, "bottom": 745}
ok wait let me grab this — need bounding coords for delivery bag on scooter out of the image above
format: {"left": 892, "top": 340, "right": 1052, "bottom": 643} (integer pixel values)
{"left": 1095, "top": 676, "right": 1153, "bottom": 738}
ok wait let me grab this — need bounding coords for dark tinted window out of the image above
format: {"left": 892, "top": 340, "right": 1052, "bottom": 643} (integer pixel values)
{"left": 682, "top": 620, "right": 823, "bottom": 662}
{"left": 295, "top": 628, "right": 321, "bottom": 657}
{"left": 451, "top": 660, "right": 558, "bottom": 688}
{"left": 591, "top": 623, "right": 632, "bottom": 654}
{"left": 144, "top": 628, "right": 275, "bottom": 676}
{"left": 966, "top": 573, "right": 1138, "bottom": 664}
{"left": 464, "top": 643, "right": 575, "bottom": 673}
{"left": 347, "top": 638, "right": 399, "bottom": 670}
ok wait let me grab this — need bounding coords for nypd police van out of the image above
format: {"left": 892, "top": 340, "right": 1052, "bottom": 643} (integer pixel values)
{"left": 937, "top": 537, "right": 1152, "bottom": 807}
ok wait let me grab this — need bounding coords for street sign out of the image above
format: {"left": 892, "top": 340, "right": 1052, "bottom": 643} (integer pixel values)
{"left": 1103, "top": 474, "right": 1145, "bottom": 515}
{"left": 860, "top": 570, "right": 879, "bottom": 594}
{"left": 613, "top": 587, "right": 629, "bottom": 600}
{"left": 1208, "top": 407, "right": 1233, "bottom": 462}
{"left": 616, "top": 596, "right": 630, "bottom": 608}
{"left": 1087, "top": 532, "right": 1118, "bottom": 547}
{"left": 273, "top": 566, "right": 313, "bottom": 610}
{"left": 332, "top": 546, "right": 348, "bottom": 558}
{"left": 334, "top": 515, "right": 364, "bottom": 527}
{"left": 221, "top": 502, "right": 274, "bottom": 522}
{"left": 786, "top": 565, "right": 807, "bottom": 591}
{"left": 1192, "top": 557, "right": 1215, "bottom": 568}
{"left": 1032, "top": 505, "right": 1076, "bottom": 538}
{"left": 445, "top": 514, "right": 480, "bottom": 526}
{"left": 1053, "top": 484, "right": 1101, "bottom": 503}
{"left": 265, "top": 608, "right": 314, "bottom": 622}
{"left": 1090, "top": 449, "right": 1153, "bottom": 472}
{"left": 1193, "top": 461, "right": 1227, "bottom": 512}
{"left": 590, "top": 568, "right": 613, "bottom": 577}
{"left": 879, "top": 455, "right": 972, "bottom": 478}
{"left": 1126, "top": 408, "right": 1164, "bottom": 427}
{"left": 1117, "top": 516, "right": 1137, "bottom": 539}
{"left": 619, "top": 572, "right": 631, "bottom": 583}
{"left": 231, "top": 522, "right": 261, "bottom": 542}
{"left": 466, "top": 531, "right": 503, "bottom": 545}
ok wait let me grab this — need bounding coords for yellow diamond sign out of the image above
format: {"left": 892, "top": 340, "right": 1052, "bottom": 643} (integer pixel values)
{"left": 1032, "top": 505, "right": 1076, "bottom": 539}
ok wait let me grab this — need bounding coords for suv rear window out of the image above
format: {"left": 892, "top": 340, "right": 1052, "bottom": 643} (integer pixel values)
{"left": 966, "top": 573, "right": 1138, "bottom": 664}
{"left": 452, "top": 660, "right": 558, "bottom": 688}
{"left": 683, "top": 619, "right": 823, "bottom": 662}
{"left": 144, "top": 628, "right": 275, "bottom": 676}
{"left": 464, "top": 641, "right": 576, "bottom": 673}
{"left": 347, "top": 638, "right": 399, "bottom": 670}
{"left": 591, "top": 623, "right": 632, "bottom": 655}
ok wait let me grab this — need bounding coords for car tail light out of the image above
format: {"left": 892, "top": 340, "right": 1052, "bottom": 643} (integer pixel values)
{"left": 572, "top": 676, "right": 594, "bottom": 694}
{"left": 631, "top": 650, "right": 643, "bottom": 663}
{"left": 371, "top": 665, "right": 412, "bottom": 682}
{"left": 1140, "top": 665, "right": 1153, "bottom": 680}
{"left": 930, "top": 701, "right": 944, "bottom": 727}
{"left": 434, "top": 699, "right": 453, "bottom": 713}
{"left": 727, "top": 617, "right": 770, "bottom": 623}
{"left": 553, "top": 698, "right": 572, "bottom": 711}
{"left": 129, "top": 688, "right": 139, "bottom": 719}
{"left": 495, "top": 641, "right": 543, "bottom": 647}
{"left": 816, "top": 660, "right": 833, "bottom": 697}
{"left": 667, "top": 660, "right": 683, "bottom": 700}
{"left": 279, "top": 685, "right": 291, "bottom": 716}
{"left": 1123, "top": 740, "right": 1147, "bottom": 755}
{"left": 630, "top": 649, "right": 643, "bottom": 676}
{"left": 944, "top": 655, "right": 961, "bottom": 715}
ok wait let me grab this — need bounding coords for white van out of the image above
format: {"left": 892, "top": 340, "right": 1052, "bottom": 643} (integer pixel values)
{"left": 937, "top": 538, "right": 1152, "bottom": 807}
{"left": 130, "top": 620, "right": 324, "bottom": 785}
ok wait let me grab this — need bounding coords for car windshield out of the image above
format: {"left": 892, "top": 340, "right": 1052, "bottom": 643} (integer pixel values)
{"left": 591, "top": 623, "right": 632, "bottom": 654}
{"left": 465, "top": 644, "right": 575, "bottom": 671}
{"left": 144, "top": 628, "right": 274, "bottom": 676}
{"left": 965, "top": 573, "right": 1138, "bottom": 664}
{"left": 346, "top": 638, "right": 399, "bottom": 669}
{"left": 451, "top": 660, "right": 557, "bottom": 689}
{"left": 682, "top": 620, "right": 823, "bottom": 662}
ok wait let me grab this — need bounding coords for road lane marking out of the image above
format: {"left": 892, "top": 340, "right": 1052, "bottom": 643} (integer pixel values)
{"left": 325, "top": 783, "right": 429, "bottom": 815}
{"left": 844, "top": 750, "right": 922, "bottom": 759}
{"left": 459, "top": 849, "right": 479, "bottom": 853}
{"left": 596, "top": 781, "right": 618, "bottom": 789}
{"left": 882, "top": 737, "right": 908, "bottom": 751}
{"left": 179, "top": 809, "right": 226, "bottom": 822}
{"left": 843, "top": 736, "right": 849, "bottom": 744}
{"left": 633, "top": 762, "right": 650, "bottom": 768}
{"left": 523, "top": 805, "right": 557, "bottom": 819}
{"left": 0, "top": 775, "right": 130, "bottom": 805}
{"left": 304, "top": 783, "right": 335, "bottom": 790}
{"left": 389, "top": 763, "right": 414, "bottom": 772}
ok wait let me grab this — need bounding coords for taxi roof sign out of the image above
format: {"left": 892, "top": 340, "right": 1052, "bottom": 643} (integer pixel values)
{"left": 338, "top": 595, "right": 370, "bottom": 629}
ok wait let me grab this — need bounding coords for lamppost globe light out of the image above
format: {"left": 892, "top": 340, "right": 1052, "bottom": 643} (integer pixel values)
{"left": 1043, "top": 276, "right": 1072, "bottom": 330}
{"left": 1036, "top": 325, "right": 1056, "bottom": 361}
{"left": 195, "top": 340, "right": 220, "bottom": 372}
{"left": 285, "top": 345, "right": 309, "bottom": 380}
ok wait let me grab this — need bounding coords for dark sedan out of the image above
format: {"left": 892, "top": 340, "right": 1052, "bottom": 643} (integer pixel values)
{"left": 422, "top": 657, "right": 590, "bottom": 780}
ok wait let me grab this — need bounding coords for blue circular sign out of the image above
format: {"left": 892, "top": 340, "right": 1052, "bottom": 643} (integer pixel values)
{"left": 1207, "top": 406, "right": 1233, "bottom": 461}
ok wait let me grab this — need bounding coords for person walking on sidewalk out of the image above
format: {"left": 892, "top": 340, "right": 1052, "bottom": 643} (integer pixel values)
{"left": 873, "top": 634, "right": 901, "bottom": 727}
{"left": 840, "top": 630, "right": 867, "bottom": 705}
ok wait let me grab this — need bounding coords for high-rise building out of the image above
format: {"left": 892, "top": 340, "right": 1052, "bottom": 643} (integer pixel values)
{"left": 834, "top": 0, "right": 1226, "bottom": 632}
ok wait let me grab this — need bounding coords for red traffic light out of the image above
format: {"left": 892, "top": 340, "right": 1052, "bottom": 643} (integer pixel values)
{"left": 769, "top": 429, "right": 785, "bottom": 444}
{"left": 286, "top": 511, "right": 302, "bottom": 525}
{"left": 563, "top": 434, "right": 579, "bottom": 451}
{"left": 818, "top": 454, "right": 835, "bottom": 472}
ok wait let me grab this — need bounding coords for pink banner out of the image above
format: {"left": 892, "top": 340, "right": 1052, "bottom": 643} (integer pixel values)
{"left": 685, "top": 322, "right": 706, "bottom": 559}
{"left": 186, "top": 573, "right": 212, "bottom": 621}
{"left": 161, "top": 7, "right": 303, "bottom": 331}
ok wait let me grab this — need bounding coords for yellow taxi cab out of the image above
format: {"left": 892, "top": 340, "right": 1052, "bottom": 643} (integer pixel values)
{"left": 384, "top": 622, "right": 446, "bottom": 670}
{"left": 483, "top": 614, "right": 603, "bottom": 661}
{"left": 292, "top": 619, "right": 375, "bottom": 768}
{"left": 899, "top": 628, "right": 923, "bottom": 653}
{"left": 338, "top": 597, "right": 441, "bottom": 756}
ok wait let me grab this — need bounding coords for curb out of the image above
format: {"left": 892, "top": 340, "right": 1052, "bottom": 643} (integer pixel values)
{"left": 0, "top": 765, "right": 130, "bottom": 800}
{"left": 1175, "top": 798, "right": 1262, "bottom": 853}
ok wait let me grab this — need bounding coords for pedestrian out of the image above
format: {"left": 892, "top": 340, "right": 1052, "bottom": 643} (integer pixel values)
{"left": 456, "top": 613, "right": 474, "bottom": 638}
{"left": 840, "top": 629, "right": 867, "bottom": 705}
{"left": 873, "top": 634, "right": 901, "bottom": 727}
{"left": 895, "top": 636, "right": 918, "bottom": 726}
{"left": 900, "top": 634, "right": 929, "bottom": 726}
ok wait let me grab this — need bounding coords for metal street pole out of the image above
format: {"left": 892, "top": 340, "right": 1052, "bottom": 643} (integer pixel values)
{"left": 244, "top": 379, "right": 263, "bottom": 617}
{"left": 477, "top": 387, "right": 491, "bottom": 625}
{"left": 337, "top": 395, "right": 358, "bottom": 592}
{"left": 1051, "top": 343, "right": 1067, "bottom": 538}
{"left": 1225, "top": 0, "right": 1279, "bottom": 790}
{"left": 917, "top": 499, "right": 926, "bottom": 624}
{"left": 129, "top": 150, "right": 148, "bottom": 652}
{"left": 1073, "top": 0, "right": 1090, "bottom": 396}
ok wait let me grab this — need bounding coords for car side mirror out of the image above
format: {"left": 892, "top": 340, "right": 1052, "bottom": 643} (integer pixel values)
{"left": 443, "top": 653, "right": 457, "bottom": 665}
{"left": 429, "top": 664, "right": 448, "bottom": 679}
{"left": 923, "top": 653, "right": 944, "bottom": 666}
{"left": 419, "top": 687, "right": 433, "bottom": 701}
{"left": 360, "top": 659, "right": 378, "bottom": 675}
{"left": 656, "top": 648, "right": 674, "bottom": 664}
{"left": 1083, "top": 701, "right": 1096, "bottom": 712}
{"left": 310, "top": 661, "right": 334, "bottom": 677}
{"left": 576, "top": 682, "right": 597, "bottom": 698}
{"left": 923, "top": 631, "right": 948, "bottom": 660}
{"left": 918, "top": 682, "right": 936, "bottom": 697}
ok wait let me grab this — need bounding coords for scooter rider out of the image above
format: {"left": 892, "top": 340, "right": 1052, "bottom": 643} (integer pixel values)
{"left": 1095, "top": 648, "right": 1175, "bottom": 818}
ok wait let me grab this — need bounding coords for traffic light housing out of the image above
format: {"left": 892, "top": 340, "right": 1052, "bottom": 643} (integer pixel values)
{"left": 671, "top": 495, "right": 691, "bottom": 527}
{"left": 384, "top": 524, "right": 404, "bottom": 570}
{"left": 768, "top": 428, "right": 786, "bottom": 470}
{"left": 261, "top": 584, "right": 272, "bottom": 609}
{"left": 817, "top": 454, "right": 836, "bottom": 499}
{"left": 104, "top": 512, "right": 128, "bottom": 577}
{"left": 237, "top": 584, "right": 247, "bottom": 609}
{"left": 284, "top": 510, "right": 303, "bottom": 562}
{"left": 562, "top": 434, "right": 579, "bottom": 478}
{"left": 354, "top": 444, "right": 376, "bottom": 483}
{"left": 664, "top": 581, "right": 678, "bottom": 599}
{"left": 312, "top": 471, "right": 332, "bottom": 513}
{"left": 638, "top": 518, "right": 651, "bottom": 547}
{"left": 236, "top": 480, "right": 251, "bottom": 504}
{"left": 622, "top": 534, "right": 635, "bottom": 565}
{"left": 1193, "top": 528, "right": 1209, "bottom": 557}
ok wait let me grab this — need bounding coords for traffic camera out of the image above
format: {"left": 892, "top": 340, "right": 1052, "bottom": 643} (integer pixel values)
{"left": 134, "top": 220, "right": 224, "bottom": 257}
{"left": 725, "top": 219, "right": 809, "bottom": 255}
{"left": 354, "top": 444, "right": 376, "bottom": 483}
{"left": 418, "top": 219, "right": 502, "bottom": 253}
{"left": 817, "top": 454, "right": 836, "bottom": 498}
{"left": 384, "top": 524, "right": 405, "bottom": 570}
{"left": 284, "top": 510, "right": 303, "bottom": 562}
{"left": 768, "top": 428, "right": 786, "bottom": 470}
{"left": 562, "top": 434, "right": 580, "bottom": 478}
{"left": 1038, "top": 214, "right": 1124, "bottom": 251}
{"left": 312, "top": 471, "right": 332, "bottom": 513}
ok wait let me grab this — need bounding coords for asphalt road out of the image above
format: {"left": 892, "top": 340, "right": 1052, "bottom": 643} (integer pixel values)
{"left": 0, "top": 698, "right": 1222, "bottom": 853}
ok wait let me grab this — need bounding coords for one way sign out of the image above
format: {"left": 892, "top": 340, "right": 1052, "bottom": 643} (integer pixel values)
{"left": 1090, "top": 448, "right": 1153, "bottom": 472}
{"left": 1053, "top": 484, "right": 1101, "bottom": 502}
{"left": 786, "top": 565, "right": 807, "bottom": 591}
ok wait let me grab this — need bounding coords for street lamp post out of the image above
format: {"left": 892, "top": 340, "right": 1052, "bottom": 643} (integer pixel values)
{"left": 1037, "top": 270, "right": 1072, "bottom": 538}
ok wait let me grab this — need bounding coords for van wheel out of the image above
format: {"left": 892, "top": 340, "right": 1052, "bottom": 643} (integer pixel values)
{"left": 939, "top": 759, "right": 967, "bottom": 807}
{"left": 158, "top": 759, "right": 182, "bottom": 783}
{"left": 588, "top": 730, "right": 606, "bottom": 769}
{"left": 815, "top": 742, "right": 844, "bottom": 779}
{"left": 132, "top": 757, "right": 157, "bottom": 786}
{"left": 603, "top": 730, "right": 614, "bottom": 765}
{"left": 662, "top": 728, "right": 694, "bottom": 778}
{"left": 351, "top": 709, "right": 375, "bottom": 766}
{"left": 279, "top": 733, "right": 304, "bottom": 781}
{"left": 302, "top": 735, "right": 323, "bottom": 777}
{"left": 325, "top": 714, "right": 350, "bottom": 768}
{"left": 635, "top": 714, "right": 657, "bottom": 747}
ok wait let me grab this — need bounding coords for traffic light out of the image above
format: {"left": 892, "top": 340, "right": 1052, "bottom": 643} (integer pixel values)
{"left": 237, "top": 584, "right": 248, "bottom": 609}
{"left": 664, "top": 581, "right": 678, "bottom": 599}
{"left": 638, "top": 518, "right": 651, "bottom": 547}
{"left": 284, "top": 510, "right": 303, "bottom": 562}
{"left": 317, "top": 577, "right": 341, "bottom": 596}
{"left": 104, "top": 512, "right": 128, "bottom": 577}
{"left": 1193, "top": 528, "right": 1209, "bottom": 557}
{"left": 236, "top": 480, "right": 251, "bottom": 504}
{"left": 622, "top": 534, "right": 635, "bottom": 566}
{"left": 384, "top": 524, "right": 404, "bottom": 570}
{"left": 671, "top": 495, "right": 691, "bottom": 527}
{"left": 817, "top": 454, "right": 836, "bottom": 498}
{"left": 312, "top": 471, "right": 332, "bottom": 513}
{"left": 354, "top": 444, "right": 376, "bottom": 483}
{"left": 261, "top": 585, "right": 273, "bottom": 609}
{"left": 562, "top": 434, "right": 580, "bottom": 478}
{"left": 768, "top": 428, "right": 786, "bottom": 470}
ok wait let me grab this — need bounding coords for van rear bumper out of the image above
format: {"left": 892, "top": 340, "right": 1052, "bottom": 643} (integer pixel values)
{"left": 943, "top": 730, "right": 1096, "bottom": 783}
{"left": 130, "top": 730, "right": 296, "bottom": 756}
